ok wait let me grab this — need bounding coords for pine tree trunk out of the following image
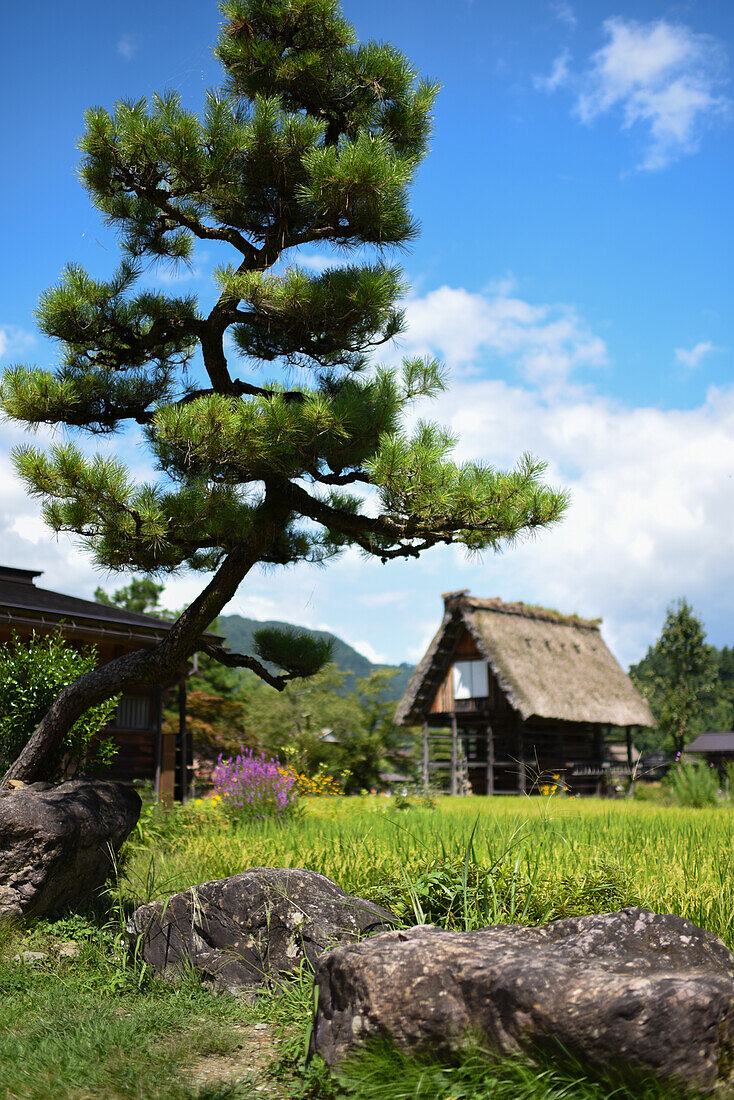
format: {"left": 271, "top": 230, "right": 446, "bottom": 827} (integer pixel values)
{"left": 2, "top": 501, "right": 286, "bottom": 785}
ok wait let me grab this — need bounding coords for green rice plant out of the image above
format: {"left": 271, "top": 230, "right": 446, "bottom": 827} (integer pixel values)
{"left": 7, "top": 796, "right": 734, "bottom": 1099}
{"left": 632, "top": 782, "right": 666, "bottom": 803}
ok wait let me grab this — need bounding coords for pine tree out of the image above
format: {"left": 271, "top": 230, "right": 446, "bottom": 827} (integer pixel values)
{"left": 630, "top": 599, "right": 717, "bottom": 755}
{"left": 1, "top": 0, "right": 566, "bottom": 783}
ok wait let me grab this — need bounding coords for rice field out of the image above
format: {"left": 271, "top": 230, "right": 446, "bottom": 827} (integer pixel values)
{"left": 121, "top": 793, "right": 734, "bottom": 948}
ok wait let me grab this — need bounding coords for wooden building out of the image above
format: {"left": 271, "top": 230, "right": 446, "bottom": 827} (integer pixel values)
{"left": 395, "top": 591, "right": 654, "bottom": 796}
{"left": 685, "top": 732, "right": 734, "bottom": 770}
{"left": 0, "top": 564, "right": 218, "bottom": 801}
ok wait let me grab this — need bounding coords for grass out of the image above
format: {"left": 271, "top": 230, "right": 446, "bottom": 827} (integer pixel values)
{"left": 325, "top": 1041, "right": 692, "bottom": 1100}
{"left": 0, "top": 914, "right": 261, "bottom": 1099}
{"left": 2, "top": 793, "right": 734, "bottom": 1098}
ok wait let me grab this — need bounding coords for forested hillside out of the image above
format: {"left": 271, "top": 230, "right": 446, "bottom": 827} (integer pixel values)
{"left": 217, "top": 615, "right": 414, "bottom": 701}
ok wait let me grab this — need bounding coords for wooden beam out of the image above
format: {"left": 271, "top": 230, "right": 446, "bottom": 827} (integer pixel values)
{"left": 153, "top": 686, "right": 163, "bottom": 803}
{"left": 450, "top": 714, "right": 458, "bottom": 797}
{"left": 517, "top": 716, "right": 527, "bottom": 796}
{"left": 159, "top": 730, "right": 176, "bottom": 806}
{"left": 592, "top": 724, "right": 602, "bottom": 797}
{"left": 422, "top": 721, "right": 429, "bottom": 789}
{"left": 486, "top": 722, "right": 495, "bottom": 796}
{"left": 179, "top": 678, "right": 188, "bottom": 804}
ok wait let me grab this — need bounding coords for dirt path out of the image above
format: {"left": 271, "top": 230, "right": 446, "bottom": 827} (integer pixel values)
{"left": 187, "top": 1022, "right": 286, "bottom": 1096}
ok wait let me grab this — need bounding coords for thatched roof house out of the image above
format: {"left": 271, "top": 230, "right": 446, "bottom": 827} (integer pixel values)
{"left": 398, "top": 591, "right": 653, "bottom": 796}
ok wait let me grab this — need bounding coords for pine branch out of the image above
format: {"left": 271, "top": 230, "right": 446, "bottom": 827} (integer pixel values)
{"left": 200, "top": 642, "right": 291, "bottom": 690}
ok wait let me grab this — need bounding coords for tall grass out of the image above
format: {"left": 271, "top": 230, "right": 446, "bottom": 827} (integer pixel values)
{"left": 121, "top": 794, "right": 734, "bottom": 946}
{"left": 666, "top": 759, "right": 721, "bottom": 808}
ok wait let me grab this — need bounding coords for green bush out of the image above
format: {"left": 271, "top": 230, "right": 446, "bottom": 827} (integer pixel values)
{"left": 0, "top": 630, "right": 118, "bottom": 780}
{"left": 665, "top": 757, "right": 720, "bottom": 808}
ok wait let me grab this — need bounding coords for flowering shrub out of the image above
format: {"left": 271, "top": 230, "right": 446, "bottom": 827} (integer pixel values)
{"left": 292, "top": 768, "right": 342, "bottom": 797}
{"left": 0, "top": 629, "right": 118, "bottom": 779}
{"left": 212, "top": 749, "right": 298, "bottom": 820}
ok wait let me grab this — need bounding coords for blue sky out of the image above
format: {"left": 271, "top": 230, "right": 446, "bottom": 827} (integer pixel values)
{"left": 1, "top": 1, "right": 733, "bottom": 669}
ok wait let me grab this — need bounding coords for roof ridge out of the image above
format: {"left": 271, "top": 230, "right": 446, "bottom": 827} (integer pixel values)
{"left": 460, "top": 596, "right": 601, "bottom": 631}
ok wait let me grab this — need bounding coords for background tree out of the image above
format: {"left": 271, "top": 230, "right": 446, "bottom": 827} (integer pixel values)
{"left": 630, "top": 599, "right": 717, "bottom": 755}
{"left": 94, "top": 575, "right": 168, "bottom": 616}
{"left": 1, "top": 0, "right": 566, "bottom": 785}
{"left": 712, "top": 647, "right": 734, "bottom": 730}
{"left": 95, "top": 576, "right": 252, "bottom": 778}
{"left": 332, "top": 669, "right": 412, "bottom": 792}
{"left": 244, "top": 665, "right": 410, "bottom": 789}
{"left": 246, "top": 665, "right": 361, "bottom": 776}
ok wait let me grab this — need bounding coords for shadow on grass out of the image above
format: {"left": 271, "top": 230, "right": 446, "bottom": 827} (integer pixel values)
{"left": 297, "top": 1038, "right": 706, "bottom": 1100}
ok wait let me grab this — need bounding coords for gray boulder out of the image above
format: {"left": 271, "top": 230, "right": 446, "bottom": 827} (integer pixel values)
{"left": 127, "top": 867, "right": 397, "bottom": 995}
{"left": 0, "top": 778, "right": 141, "bottom": 920}
{"left": 311, "top": 908, "right": 734, "bottom": 1091}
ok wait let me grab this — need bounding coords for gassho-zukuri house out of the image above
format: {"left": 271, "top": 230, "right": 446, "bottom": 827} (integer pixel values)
{"left": 0, "top": 564, "right": 220, "bottom": 802}
{"left": 395, "top": 591, "right": 654, "bottom": 796}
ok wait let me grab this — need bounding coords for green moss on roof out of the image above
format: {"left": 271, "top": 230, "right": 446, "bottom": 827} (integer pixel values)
{"left": 463, "top": 596, "right": 601, "bottom": 631}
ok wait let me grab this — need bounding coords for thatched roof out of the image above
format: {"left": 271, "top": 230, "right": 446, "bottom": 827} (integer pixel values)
{"left": 395, "top": 592, "right": 654, "bottom": 728}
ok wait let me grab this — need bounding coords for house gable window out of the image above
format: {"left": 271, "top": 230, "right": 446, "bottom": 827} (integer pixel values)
{"left": 453, "top": 660, "right": 489, "bottom": 700}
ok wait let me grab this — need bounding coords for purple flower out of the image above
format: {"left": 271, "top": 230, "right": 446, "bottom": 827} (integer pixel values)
{"left": 212, "top": 748, "right": 298, "bottom": 821}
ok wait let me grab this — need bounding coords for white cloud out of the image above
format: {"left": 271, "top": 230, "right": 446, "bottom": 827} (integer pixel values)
{"left": 10, "top": 516, "right": 47, "bottom": 545}
{"left": 406, "top": 374, "right": 734, "bottom": 666}
{"left": 2, "top": 280, "right": 733, "bottom": 672}
{"left": 356, "top": 590, "right": 409, "bottom": 610}
{"left": 4, "top": 366, "right": 734, "bottom": 669}
{"left": 675, "top": 340, "right": 717, "bottom": 370}
{"left": 574, "top": 18, "right": 729, "bottom": 170}
{"left": 535, "top": 50, "right": 571, "bottom": 94}
{"left": 294, "top": 253, "right": 333, "bottom": 274}
{"left": 551, "top": 1, "right": 576, "bottom": 30}
{"left": 400, "top": 283, "right": 606, "bottom": 386}
{"left": 348, "top": 639, "right": 388, "bottom": 665}
{"left": 0, "top": 325, "right": 35, "bottom": 360}
{"left": 385, "top": 282, "right": 734, "bottom": 665}
{"left": 117, "top": 35, "right": 137, "bottom": 62}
